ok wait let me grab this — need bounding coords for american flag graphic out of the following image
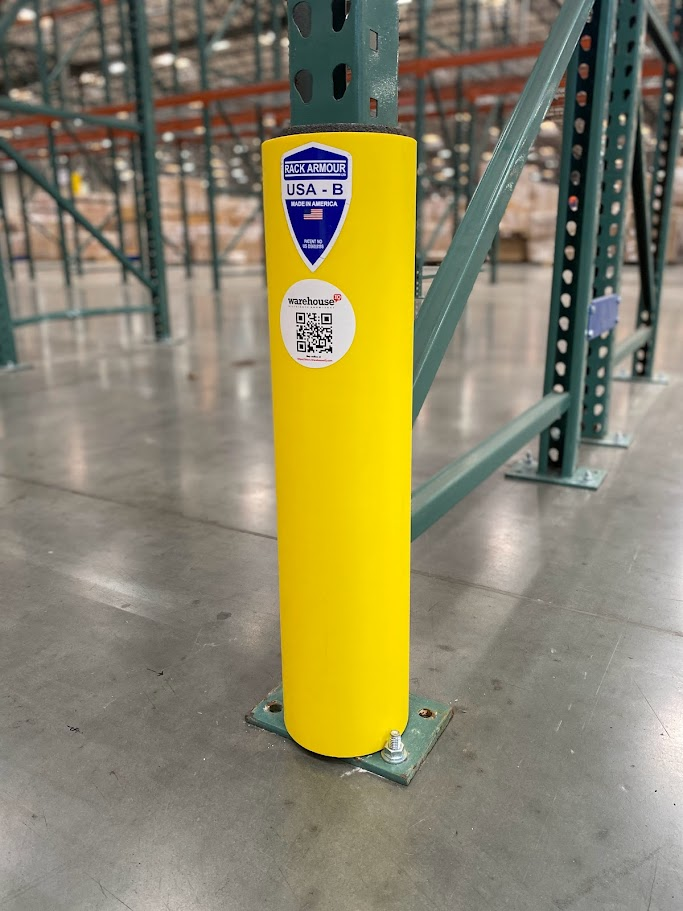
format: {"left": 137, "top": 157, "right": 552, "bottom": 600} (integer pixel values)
{"left": 303, "top": 208, "right": 324, "bottom": 221}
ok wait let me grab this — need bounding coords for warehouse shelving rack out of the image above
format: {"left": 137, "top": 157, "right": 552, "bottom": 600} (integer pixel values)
{"left": 0, "top": 0, "right": 283, "bottom": 304}
{"left": 0, "top": 1, "right": 645, "bottom": 303}
{"left": 0, "top": 0, "right": 679, "bottom": 393}
{"left": 579, "top": 0, "right": 683, "bottom": 447}
{"left": 0, "top": 0, "right": 170, "bottom": 367}
{"left": 413, "top": 0, "right": 507, "bottom": 295}
{"left": 410, "top": 0, "right": 683, "bottom": 533}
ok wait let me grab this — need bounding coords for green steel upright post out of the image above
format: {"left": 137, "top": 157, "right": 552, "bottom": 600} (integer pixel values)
{"left": 252, "top": 0, "right": 268, "bottom": 277}
{"left": 0, "top": 252, "right": 17, "bottom": 367}
{"left": 176, "top": 141, "right": 193, "bottom": 279}
{"left": 271, "top": 0, "right": 282, "bottom": 79}
{"left": 17, "top": 170, "right": 35, "bottom": 280}
{"left": 128, "top": 0, "right": 171, "bottom": 339}
{"left": 288, "top": 0, "right": 400, "bottom": 126}
{"left": 116, "top": 0, "right": 145, "bottom": 271}
{"left": 455, "top": 1, "right": 478, "bottom": 238}
{"left": 489, "top": 102, "right": 504, "bottom": 284}
{"left": 452, "top": 0, "right": 467, "bottom": 237}
{"left": 255, "top": 15, "right": 269, "bottom": 146}
{"left": 428, "top": 74, "right": 454, "bottom": 151}
{"left": 252, "top": 3, "right": 267, "bottom": 160}
{"left": 254, "top": 0, "right": 263, "bottom": 79}
{"left": 629, "top": 0, "right": 683, "bottom": 379}
{"left": 197, "top": 0, "right": 221, "bottom": 292}
{"left": 65, "top": 154, "right": 84, "bottom": 275}
{"left": 508, "top": 0, "right": 619, "bottom": 490}
{"left": 115, "top": 0, "right": 132, "bottom": 97}
{"left": 95, "top": 0, "right": 127, "bottom": 282}
{"left": 168, "top": 0, "right": 192, "bottom": 278}
{"left": 631, "top": 113, "right": 658, "bottom": 343}
{"left": 217, "top": 103, "right": 261, "bottom": 185}
{"left": 527, "top": 0, "right": 618, "bottom": 489}
{"left": 414, "top": 0, "right": 429, "bottom": 299}
{"left": 464, "top": 101, "right": 476, "bottom": 204}
{"left": 0, "top": 174, "right": 16, "bottom": 281}
{"left": 0, "top": 40, "right": 14, "bottom": 272}
{"left": 3, "top": 0, "right": 49, "bottom": 279}
{"left": 486, "top": 6, "right": 508, "bottom": 285}
{"left": 581, "top": 0, "right": 647, "bottom": 446}
{"left": 50, "top": 3, "right": 83, "bottom": 276}
{"left": 34, "top": 0, "right": 72, "bottom": 287}
{"left": 0, "top": 38, "right": 10, "bottom": 100}
{"left": 130, "top": 149, "right": 146, "bottom": 272}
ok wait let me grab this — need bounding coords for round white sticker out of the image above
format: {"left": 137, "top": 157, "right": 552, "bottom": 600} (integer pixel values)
{"left": 280, "top": 279, "right": 356, "bottom": 369}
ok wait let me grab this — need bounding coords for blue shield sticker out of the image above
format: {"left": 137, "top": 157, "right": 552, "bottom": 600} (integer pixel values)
{"left": 281, "top": 142, "right": 352, "bottom": 271}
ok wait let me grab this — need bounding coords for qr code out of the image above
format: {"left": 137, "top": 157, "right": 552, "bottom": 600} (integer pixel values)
{"left": 296, "top": 311, "right": 333, "bottom": 355}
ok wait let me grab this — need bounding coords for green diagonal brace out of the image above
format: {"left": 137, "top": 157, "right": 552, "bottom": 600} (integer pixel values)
{"left": 412, "top": 0, "right": 595, "bottom": 421}
{"left": 207, "top": 0, "right": 245, "bottom": 53}
{"left": 0, "top": 139, "right": 153, "bottom": 289}
{"left": 47, "top": 16, "right": 95, "bottom": 85}
{"left": 647, "top": 0, "right": 682, "bottom": 68}
{"left": 219, "top": 200, "right": 262, "bottom": 262}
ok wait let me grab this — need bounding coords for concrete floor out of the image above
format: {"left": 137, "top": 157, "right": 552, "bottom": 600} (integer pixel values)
{"left": 1, "top": 262, "right": 682, "bottom": 910}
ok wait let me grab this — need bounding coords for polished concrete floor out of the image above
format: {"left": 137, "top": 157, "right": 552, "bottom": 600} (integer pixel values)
{"left": 1, "top": 262, "right": 682, "bottom": 910}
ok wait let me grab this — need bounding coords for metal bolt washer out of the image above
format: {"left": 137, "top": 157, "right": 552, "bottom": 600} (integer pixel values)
{"left": 381, "top": 729, "right": 408, "bottom": 764}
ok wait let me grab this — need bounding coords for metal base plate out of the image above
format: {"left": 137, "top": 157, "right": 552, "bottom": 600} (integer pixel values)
{"left": 142, "top": 335, "right": 186, "bottom": 347}
{"left": 506, "top": 459, "right": 606, "bottom": 490}
{"left": 581, "top": 431, "right": 633, "bottom": 449}
{"left": 246, "top": 685, "right": 454, "bottom": 786}
{"left": 0, "top": 362, "right": 33, "bottom": 376}
{"left": 614, "top": 370, "right": 668, "bottom": 385}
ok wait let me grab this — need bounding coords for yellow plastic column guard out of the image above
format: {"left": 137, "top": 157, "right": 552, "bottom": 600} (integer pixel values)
{"left": 263, "top": 131, "right": 416, "bottom": 758}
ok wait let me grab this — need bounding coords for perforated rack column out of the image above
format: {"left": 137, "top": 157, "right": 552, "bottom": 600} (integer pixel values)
{"left": 0, "top": 255, "right": 17, "bottom": 369}
{"left": 34, "top": 0, "right": 72, "bottom": 290}
{"left": 128, "top": 0, "right": 171, "bottom": 341}
{"left": 629, "top": 0, "right": 683, "bottom": 380}
{"left": 580, "top": 0, "right": 646, "bottom": 448}
{"left": 525, "top": 0, "right": 618, "bottom": 489}
{"left": 288, "top": 0, "right": 399, "bottom": 127}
